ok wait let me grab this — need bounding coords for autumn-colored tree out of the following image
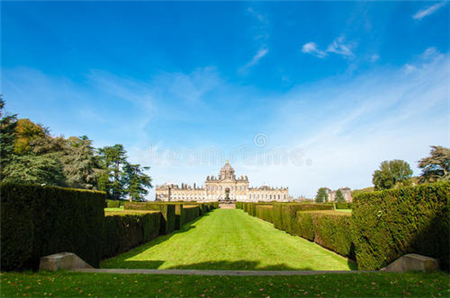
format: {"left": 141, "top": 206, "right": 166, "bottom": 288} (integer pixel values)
{"left": 14, "top": 118, "right": 46, "bottom": 155}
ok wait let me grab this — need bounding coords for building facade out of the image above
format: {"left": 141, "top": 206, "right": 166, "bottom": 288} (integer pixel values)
{"left": 325, "top": 187, "right": 353, "bottom": 202}
{"left": 155, "top": 160, "right": 290, "bottom": 202}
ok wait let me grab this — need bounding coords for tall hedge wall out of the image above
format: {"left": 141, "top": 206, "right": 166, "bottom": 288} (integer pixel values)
{"left": 1, "top": 183, "right": 105, "bottom": 270}
{"left": 297, "top": 211, "right": 354, "bottom": 258}
{"left": 102, "top": 212, "right": 161, "bottom": 258}
{"left": 255, "top": 205, "right": 274, "bottom": 223}
{"left": 272, "top": 203, "right": 334, "bottom": 235}
{"left": 174, "top": 204, "right": 186, "bottom": 230}
{"left": 352, "top": 182, "right": 450, "bottom": 270}
{"left": 124, "top": 202, "right": 176, "bottom": 235}
{"left": 183, "top": 206, "right": 201, "bottom": 224}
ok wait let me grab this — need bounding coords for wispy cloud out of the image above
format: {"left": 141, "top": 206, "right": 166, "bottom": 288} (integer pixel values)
{"left": 413, "top": 2, "right": 447, "bottom": 20}
{"left": 239, "top": 48, "right": 269, "bottom": 73}
{"left": 301, "top": 36, "right": 355, "bottom": 59}
{"left": 301, "top": 42, "right": 327, "bottom": 58}
{"left": 249, "top": 49, "right": 449, "bottom": 197}
{"left": 240, "top": 7, "right": 270, "bottom": 73}
{"left": 326, "top": 36, "right": 354, "bottom": 57}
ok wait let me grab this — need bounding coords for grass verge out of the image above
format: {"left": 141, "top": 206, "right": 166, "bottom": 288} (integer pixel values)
{"left": 1, "top": 271, "right": 448, "bottom": 297}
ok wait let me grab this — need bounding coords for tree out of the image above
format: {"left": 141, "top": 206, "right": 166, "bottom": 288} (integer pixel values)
{"left": 372, "top": 159, "right": 413, "bottom": 191}
{"left": 97, "top": 144, "right": 128, "bottom": 200}
{"left": 315, "top": 187, "right": 328, "bottom": 203}
{"left": 123, "top": 164, "right": 153, "bottom": 201}
{"left": 2, "top": 155, "right": 66, "bottom": 186}
{"left": 14, "top": 118, "right": 46, "bottom": 155}
{"left": 61, "top": 136, "right": 104, "bottom": 189}
{"left": 335, "top": 189, "right": 346, "bottom": 203}
{"left": 0, "top": 96, "right": 17, "bottom": 174}
{"left": 418, "top": 146, "right": 450, "bottom": 182}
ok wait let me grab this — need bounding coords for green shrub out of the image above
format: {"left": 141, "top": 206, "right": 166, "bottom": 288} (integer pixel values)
{"left": 275, "top": 203, "right": 334, "bottom": 235}
{"left": 199, "top": 204, "right": 208, "bottom": 216}
{"left": 174, "top": 204, "right": 186, "bottom": 230}
{"left": 297, "top": 212, "right": 314, "bottom": 241}
{"left": 102, "top": 212, "right": 160, "bottom": 258}
{"left": 335, "top": 202, "right": 352, "bottom": 209}
{"left": 255, "top": 205, "right": 273, "bottom": 223}
{"left": 1, "top": 183, "right": 105, "bottom": 270}
{"left": 183, "top": 206, "right": 200, "bottom": 223}
{"left": 352, "top": 182, "right": 450, "bottom": 270}
{"left": 124, "top": 202, "right": 176, "bottom": 235}
{"left": 305, "top": 211, "right": 354, "bottom": 258}
{"left": 272, "top": 204, "right": 284, "bottom": 230}
{"left": 106, "top": 200, "right": 121, "bottom": 208}
{"left": 236, "top": 202, "right": 243, "bottom": 209}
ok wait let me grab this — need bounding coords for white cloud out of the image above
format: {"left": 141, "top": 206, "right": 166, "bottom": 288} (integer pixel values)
{"left": 371, "top": 54, "right": 380, "bottom": 62}
{"left": 251, "top": 51, "right": 449, "bottom": 197}
{"left": 413, "top": 2, "right": 447, "bottom": 20}
{"left": 240, "top": 7, "right": 271, "bottom": 73}
{"left": 301, "top": 42, "right": 327, "bottom": 58}
{"left": 239, "top": 47, "right": 269, "bottom": 73}
{"left": 247, "top": 7, "right": 267, "bottom": 25}
{"left": 326, "top": 36, "right": 354, "bottom": 57}
{"left": 302, "top": 36, "right": 355, "bottom": 59}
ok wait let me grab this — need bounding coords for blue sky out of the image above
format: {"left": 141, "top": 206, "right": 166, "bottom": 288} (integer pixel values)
{"left": 1, "top": 1, "right": 449, "bottom": 198}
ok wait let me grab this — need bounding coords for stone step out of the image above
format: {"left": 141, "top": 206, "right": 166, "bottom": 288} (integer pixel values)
{"left": 40, "top": 252, "right": 93, "bottom": 271}
{"left": 381, "top": 254, "right": 439, "bottom": 272}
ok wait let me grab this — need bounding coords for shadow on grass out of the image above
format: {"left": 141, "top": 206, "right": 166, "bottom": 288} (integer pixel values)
{"left": 101, "top": 212, "right": 211, "bottom": 268}
{"left": 107, "top": 259, "right": 314, "bottom": 271}
{"left": 165, "top": 260, "right": 314, "bottom": 271}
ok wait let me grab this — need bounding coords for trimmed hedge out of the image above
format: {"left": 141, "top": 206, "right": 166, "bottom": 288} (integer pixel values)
{"left": 352, "top": 182, "right": 450, "bottom": 270}
{"left": 106, "top": 200, "right": 121, "bottom": 208}
{"left": 183, "top": 206, "right": 201, "bottom": 224}
{"left": 335, "top": 202, "right": 352, "bottom": 210}
{"left": 124, "top": 202, "right": 176, "bottom": 235}
{"left": 1, "top": 183, "right": 105, "bottom": 270}
{"left": 174, "top": 204, "right": 186, "bottom": 230}
{"left": 236, "top": 202, "right": 243, "bottom": 209}
{"left": 272, "top": 203, "right": 334, "bottom": 235}
{"left": 102, "top": 212, "right": 161, "bottom": 258}
{"left": 255, "top": 205, "right": 273, "bottom": 223}
{"left": 297, "top": 211, "right": 354, "bottom": 258}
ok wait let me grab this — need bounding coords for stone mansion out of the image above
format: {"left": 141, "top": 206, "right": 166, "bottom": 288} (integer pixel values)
{"left": 155, "top": 160, "right": 290, "bottom": 202}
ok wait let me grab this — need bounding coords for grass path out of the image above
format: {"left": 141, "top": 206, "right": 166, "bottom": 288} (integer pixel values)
{"left": 101, "top": 209, "right": 355, "bottom": 270}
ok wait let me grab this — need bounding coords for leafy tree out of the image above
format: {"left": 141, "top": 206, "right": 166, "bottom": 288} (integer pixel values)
{"left": 98, "top": 144, "right": 128, "bottom": 200}
{"left": 335, "top": 189, "right": 346, "bottom": 203}
{"left": 315, "top": 187, "right": 328, "bottom": 203}
{"left": 14, "top": 118, "right": 46, "bottom": 155}
{"left": 2, "top": 155, "right": 66, "bottom": 186}
{"left": 0, "top": 96, "right": 18, "bottom": 174}
{"left": 61, "top": 136, "right": 104, "bottom": 189}
{"left": 418, "top": 146, "right": 450, "bottom": 182}
{"left": 372, "top": 160, "right": 413, "bottom": 190}
{"left": 123, "top": 164, "right": 152, "bottom": 201}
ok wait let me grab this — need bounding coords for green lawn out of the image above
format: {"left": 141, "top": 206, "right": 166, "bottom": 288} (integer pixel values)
{"left": 102, "top": 209, "right": 355, "bottom": 270}
{"left": 1, "top": 271, "right": 449, "bottom": 297}
{"left": 335, "top": 209, "right": 352, "bottom": 213}
{"left": 104, "top": 206, "right": 125, "bottom": 212}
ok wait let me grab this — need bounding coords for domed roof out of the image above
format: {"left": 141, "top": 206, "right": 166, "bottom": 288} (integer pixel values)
{"left": 220, "top": 159, "right": 234, "bottom": 173}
